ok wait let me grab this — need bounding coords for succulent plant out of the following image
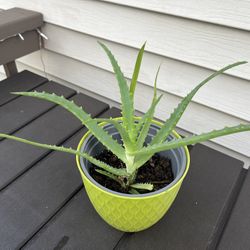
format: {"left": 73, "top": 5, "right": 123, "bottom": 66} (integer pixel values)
{"left": 0, "top": 42, "right": 249, "bottom": 194}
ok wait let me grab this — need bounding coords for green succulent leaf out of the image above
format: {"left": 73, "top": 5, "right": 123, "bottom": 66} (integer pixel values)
{"left": 2, "top": 40, "right": 248, "bottom": 194}
{"left": 94, "top": 118, "right": 132, "bottom": 149}
{"left": 129, "top": 42, "right": 146, "bottom": 97}
{"left": 130, "top": 183, "right": 154, "bottom": 191}
{"left": 134, "top": 124, "right": 250, "bottom": 156}
{"left": 0, "top": 133, "right": 128, "bottom": 176}
{"left": 11, "top": 91, "right": 127, "bottom": 163}
{"left": 136, "top": 95, "right": 162, "bottom": 149}
{"left": 150, "top": 61, "right": 248, "bottom": 146}
{"left": 98, "top": 41, "right": 134, "bottom": 138}
{"left": 136, "top": 66, "right": 162, "bottom": 149}
{"left": 95, "top": 169, "right": 121, "bottom": 183}
{"left": 128, "top": 188, "right": 140, "bottom": 194}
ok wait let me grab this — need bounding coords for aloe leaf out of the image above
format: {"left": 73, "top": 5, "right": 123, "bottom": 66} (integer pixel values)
{"left": 150, "top": 61, "right": 247, "bottom": 146}
{"left": 134, "top": 124, "right": 250, "bottom": 156}
{"left": 94, "top": 118, "right": 132, "bottom": 148}
{"left": 136, "top": 95, "right": 162, "bottom": 149}
{"left": 98, "top": 42, "right": 134, "bottom": 137}
{"left": 136, "top": 66, "right": 162, "bottom": 149}
{"left": 128, "top": 188, "right": 140, "bottom": 194}
{"left": 135, "top": 66, "right": 160, "bottom": 134}
{"left": 130, "top": 183, "right": 154, "bottom": 191}
{"left": 0, "top": 133, "right": 128, "bottom": 176}
{"left": 129, "top": 42, "right": 146, "bottom": 97}
{"left": 135, "top": 66, "right": 161, "bottom": 133}
{"left": 132, "top": 153, "right": 155, "bottom": 171}
{"left": 152, "top": 65, "right": 161, "bottom": 100}
{"left": 11, "top": 91, "right": 127, "bottom": 163}
{"left": 95, "top": 169, "right": 123, "bottom": 185}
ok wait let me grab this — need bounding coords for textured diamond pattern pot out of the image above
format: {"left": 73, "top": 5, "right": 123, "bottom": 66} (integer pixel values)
{"left": 76, "top": 118, "right": 190, "bottom": 232}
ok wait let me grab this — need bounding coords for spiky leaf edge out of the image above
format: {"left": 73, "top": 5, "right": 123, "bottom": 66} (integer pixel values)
{"left": 94, "top": 118, "right": 133, "bottom": 149}
{"left": 0, "top": 134, "right": 128, "bottom": 177}
{"left": 95, "top": 169, "right": 126, "bottom": 188}
{"left": 150, "top": 61, "right": 248, "bottom": 146}
{"left": 98, "top": 42, "right": 135, "bottom": 139}
{"left": 136, "top": 66, "right": 162, "bottom": 149}
{"left": 134, "top": 124, "right": 250, "bottom": 156}
{"left": 12, "top": 91, "right": 127, "bottom": 163}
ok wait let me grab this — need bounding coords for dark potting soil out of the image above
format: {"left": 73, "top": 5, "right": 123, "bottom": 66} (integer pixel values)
{"left": 89, "top": 149, "right": 174, "bottom": 194}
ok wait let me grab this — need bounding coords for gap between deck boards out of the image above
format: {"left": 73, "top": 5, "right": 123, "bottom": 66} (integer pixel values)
{"left": 0, "top": 92, "right": 78, "bottom": 191}
{"left": 206, "top": 168, "right": 248, "bottom": 250}
{"left": 18, "top": 108, "right": 119, "bottom": 249}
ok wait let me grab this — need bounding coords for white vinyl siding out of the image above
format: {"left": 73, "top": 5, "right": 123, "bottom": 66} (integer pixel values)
{"left": 0, "top": 0, "right": 249, "bottom": 158}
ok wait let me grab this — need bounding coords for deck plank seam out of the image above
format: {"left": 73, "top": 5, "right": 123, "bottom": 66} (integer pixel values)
{"left": 0, "top": 105, "right": 109, "bottom": 192}
{"left": 206, "top": 167, "right": 248, "bottom": 250}
{"left": 113, "top": 232, "right": 134, "bottom": 250}
{"left": 0, "top": 80, "right": 48, "bottom": 108}
{"left": 0, "top": 123, "right": 82, "bottom": 192}
{"left": 113, "top": 145, "right": 194, "bottom": 250}
{"left": 18, "top": 107, "right": 111, "bottom": 248}
{"left": 0, "top": 91, "right": 76, "bottom": 142}
{"left": 19, "top": 184, "right": 84, "bottom": 249}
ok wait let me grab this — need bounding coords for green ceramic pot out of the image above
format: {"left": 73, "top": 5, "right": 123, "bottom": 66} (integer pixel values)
{"left": 76, "top": 118, "right": 190, "bottom": 232}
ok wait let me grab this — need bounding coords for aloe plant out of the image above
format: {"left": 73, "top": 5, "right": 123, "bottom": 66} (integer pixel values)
{"left": 0, "top": 42, "right": 249, "bottom": 194}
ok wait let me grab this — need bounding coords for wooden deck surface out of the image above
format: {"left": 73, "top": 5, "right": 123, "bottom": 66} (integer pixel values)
{"left": 0, "top": 71, "right": 248, "bottom": 249}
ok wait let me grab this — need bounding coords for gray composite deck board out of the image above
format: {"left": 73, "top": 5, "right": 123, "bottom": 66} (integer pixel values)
{"left": 0, "top": 129, "right": 85, "bottom": 249}
{"left": 0, "top": 70, "right": 47, "bottom": 106}
{"left": 0, "top": 100, "right": 110, "bottom": 249}
{"left": 0, "top": 93, "right": 108, "bottom": 190}
{"left": 24, "top": 190, "right": 123, "bottom": 250}
{"left": 116, "top": 145, "right": 244, "bottom": 250}
{"left": 23, "top": 108, "right": 123, "bottom": 250}
{"left": 218, "top": 169, "right": 250, "bottom": 250}
{"left": 0, "top": 80, "right": 75, "bottom": 135}
{"left": 0, "top": 108, "right": 119, "bottom": 249}
{"left": 0, "top": 71, "right": 248, "bottom": 249}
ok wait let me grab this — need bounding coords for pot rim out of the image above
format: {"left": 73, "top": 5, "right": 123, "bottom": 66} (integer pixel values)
{"left": 76, "top": 117, "right": 190, "bottom": 199}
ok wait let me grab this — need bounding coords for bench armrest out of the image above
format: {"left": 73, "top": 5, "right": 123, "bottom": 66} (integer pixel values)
{"left": 0, "top": 8, "right": 44, "bottom": 77}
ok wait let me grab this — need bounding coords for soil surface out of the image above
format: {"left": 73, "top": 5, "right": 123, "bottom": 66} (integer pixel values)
{"left": 89, "top": 149, "right": 174, "bottom": 194}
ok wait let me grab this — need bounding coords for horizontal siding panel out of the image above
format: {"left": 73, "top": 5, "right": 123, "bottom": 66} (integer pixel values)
{"left": 100, "top": 0, "right": 250, "bottom": 31}
{"left": 1, "top": 0, "right": 250, "bottom": 81}
{"left": 17, "top": 50, "right": 250, "bottom": 157}
{"left": 42, "top": 24, "right": 250, "bottom": 122}
{"left": 11, "top": 62, "right": 250, "bottom": 163}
